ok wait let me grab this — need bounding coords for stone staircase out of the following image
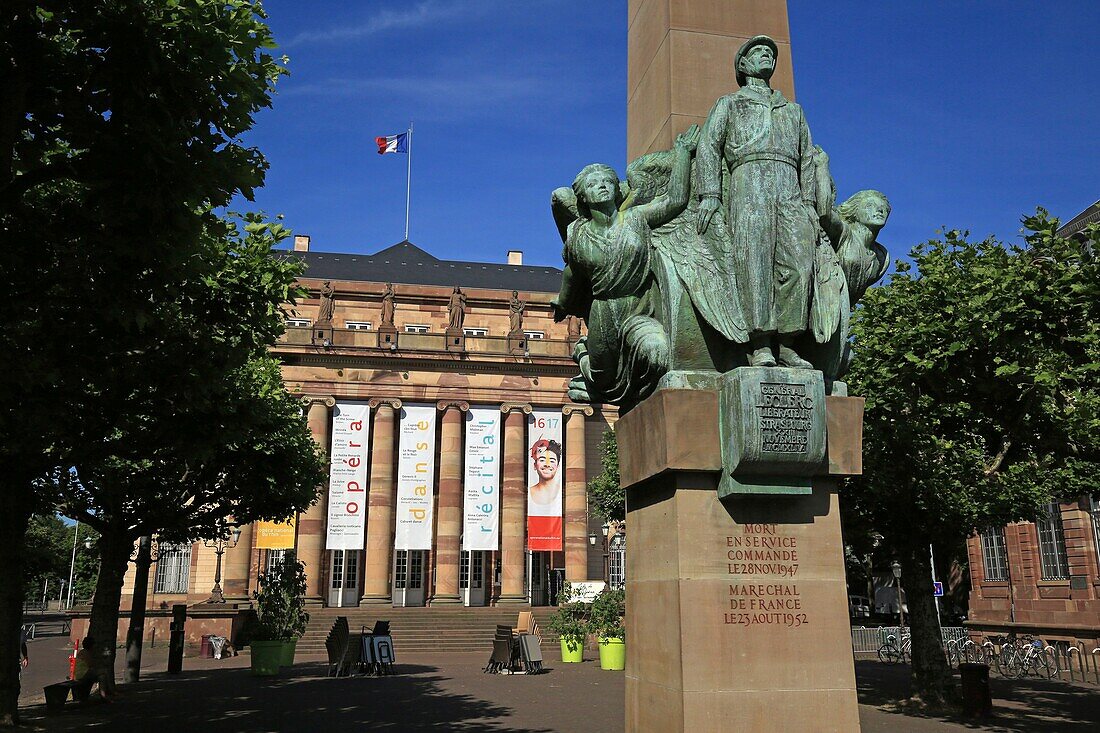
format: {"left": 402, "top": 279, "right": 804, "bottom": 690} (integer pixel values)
{"left": 297, "top": 606, "right": 560, "bottom": 655}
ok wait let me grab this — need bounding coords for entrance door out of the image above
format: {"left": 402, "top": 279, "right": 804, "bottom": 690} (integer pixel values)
{"left": 549, "top": 568, "right": 565, "bottom": 606}
{"left": 327, "top": 550, "right": 360, "bottom": 607}
{"left": 392, "top": 550, "right": 426, "bottom": 607}
{"left": 529, "top": 551, "right": 549, "bottom": 606}
{"left": 462, "top": 551, "right": 487, "bottom": 607}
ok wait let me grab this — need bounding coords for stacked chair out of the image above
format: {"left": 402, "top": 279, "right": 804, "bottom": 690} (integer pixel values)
{"left": 325, "top": 617, "right": 357, "bottom": 677}
{"left": 360, "top": 620, "right": 396, "bottom": 676}
{"left": 484, "top": 614, "right": 545, "bottom": 674}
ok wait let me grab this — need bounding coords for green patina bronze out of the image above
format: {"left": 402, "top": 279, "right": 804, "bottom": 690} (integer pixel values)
{"left": 551, "top": 33, "right": 890, "bottom": 419}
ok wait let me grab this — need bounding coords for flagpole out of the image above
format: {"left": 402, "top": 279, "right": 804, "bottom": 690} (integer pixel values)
{"left": 404, "top": 122, "right": 413, "bottom": 241}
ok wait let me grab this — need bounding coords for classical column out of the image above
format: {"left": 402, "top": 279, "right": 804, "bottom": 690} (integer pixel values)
{"left": 498, "top": 403, "right": 532, "bottom": 604}
{"left": 563, "top": 404, "right": 594, "bottom": 583}
{"left": 432, "top": 400, "right": 469, "bottom": 604}
{"left": 362, "top": 398, "right": 401, "bottom": 604}
{"left": 222, "top": 521, "right": 255, "bottom": 601}
{"left": 299, "top": 395, "right": 336, "bottom": 601}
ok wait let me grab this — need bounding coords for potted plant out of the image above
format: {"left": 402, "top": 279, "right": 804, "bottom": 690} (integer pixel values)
{"left": 250, "top": 551, "right": 310, "bottom": 675}
{"left": 546, "top": 582, "right": 589, "bottom": 663}
{"left": 589, "top": 588, "right": 625, "bottom": 671}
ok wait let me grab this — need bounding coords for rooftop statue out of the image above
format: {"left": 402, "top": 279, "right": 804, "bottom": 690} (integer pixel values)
{"left": 551, "top": 34, "right": 890, "bottom": 410}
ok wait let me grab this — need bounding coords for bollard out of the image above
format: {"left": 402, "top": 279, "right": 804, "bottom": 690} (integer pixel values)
{"left": 167, "top": 604, "right": 186, "bottom": 674}
{"left": 959, "top": 663, "right": 992, "bottom": 718}
{"left": 68, "top": 639, "right": 78, "bottom": 681}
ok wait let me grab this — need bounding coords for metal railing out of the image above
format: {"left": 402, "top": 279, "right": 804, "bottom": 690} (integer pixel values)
{"left": 851, "top": 626, "right": 969, "bottom": 657}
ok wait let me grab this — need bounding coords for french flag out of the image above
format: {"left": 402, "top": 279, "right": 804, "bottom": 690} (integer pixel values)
{"left": 375, "top": 132, "right": 408, "bottom": 155}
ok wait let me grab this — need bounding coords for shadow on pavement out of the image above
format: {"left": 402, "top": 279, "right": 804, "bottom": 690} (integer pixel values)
{"left": 24, "top": 661, "right": 556, "bottom": 733}
{"left": 856, "top": 661, "right": 1100, "bottom": 732}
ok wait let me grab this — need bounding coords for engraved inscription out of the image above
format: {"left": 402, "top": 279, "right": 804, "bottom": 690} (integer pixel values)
{"left": 723, "top": 525, "right": 808, "bottom": 628}
{"left": 756, "top": 382, "right": 814, "bottom": 454}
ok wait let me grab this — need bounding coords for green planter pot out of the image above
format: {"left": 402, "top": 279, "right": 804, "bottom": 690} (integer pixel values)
{"left": 279, "top": 638, "right": 298, "bottom": 667}
{"left": 598, "top": 637, "right": 625, "bottom": 671}
{"left": 250, "top": 640, "right": 284, "bottom": 676}
{"left": 559, "top": 637, "right": 584, "bottom": 663}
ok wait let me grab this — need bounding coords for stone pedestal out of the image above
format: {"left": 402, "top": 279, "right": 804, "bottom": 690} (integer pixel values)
{"left": 617, "top": 386, "right": 863, "bottom": 733}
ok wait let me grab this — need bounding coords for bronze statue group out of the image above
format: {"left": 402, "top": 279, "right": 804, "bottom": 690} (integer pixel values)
{"left": 551, "top": 35, "right": 890, "bottom": 412}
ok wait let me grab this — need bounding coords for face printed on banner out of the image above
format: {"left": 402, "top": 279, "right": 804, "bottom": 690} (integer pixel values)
{"left": 528, "top": 438, "right": 562, "bottom": 507}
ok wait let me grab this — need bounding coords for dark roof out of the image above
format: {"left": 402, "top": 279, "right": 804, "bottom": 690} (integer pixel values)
{"left": 1058, "top": 200, "right": 1100, "bottom": 239}
{"left": 285, "top": 241, "right": 563, "bottom": 293}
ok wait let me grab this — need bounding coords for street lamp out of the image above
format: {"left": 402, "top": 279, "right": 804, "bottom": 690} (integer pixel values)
{"left": 204, "top": 521, "right": 243, "bottom": 604}
{"left": 891, "top": 560, "right": 904, "bottom": 629}
{"left": 66, "top": 528, "right": 95, "bottom": 609}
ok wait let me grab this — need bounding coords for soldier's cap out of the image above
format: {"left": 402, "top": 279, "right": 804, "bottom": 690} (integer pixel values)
{"left": 735, "top": 34, "right": 778, "bottom": 87}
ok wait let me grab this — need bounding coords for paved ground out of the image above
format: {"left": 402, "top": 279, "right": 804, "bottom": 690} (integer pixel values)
{"left": 16, "top": 635, "right": 1100, "bottom": 731}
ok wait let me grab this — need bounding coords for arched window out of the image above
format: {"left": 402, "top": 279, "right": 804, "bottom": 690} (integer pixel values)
{"left": 608, "top": 532, "right": 626, "bottom": 590}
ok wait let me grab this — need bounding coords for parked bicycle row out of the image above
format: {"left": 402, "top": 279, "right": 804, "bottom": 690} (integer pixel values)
{"left": 947, "top": 634, "right": 1100, "bottom": 684}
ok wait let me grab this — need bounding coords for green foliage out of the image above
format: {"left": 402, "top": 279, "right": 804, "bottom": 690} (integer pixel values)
{"left": 252, "top": 551, "right": 310, "bottom": 641}
{"left": 545, "top": 582, "right": 590, "bottom": 647}
{"left": 22, "top": 518, "right": 102, "bottom": 603}
{"left": 589, "top": 589, "right": 626, "bottom": 640}
{"left": 587, "top": 429, "right": 624, "bottom": 522}
{"left": 847, "top": 210, "right": 1100, "bottom": 552}
{"left": 845, "top": 210, "right": 1100, "bottom": 700}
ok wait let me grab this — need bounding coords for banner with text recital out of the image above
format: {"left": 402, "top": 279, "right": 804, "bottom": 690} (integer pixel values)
{"left": 462, "top": 407, "right": 501, "bottom": 551}
{"left": 526, "top": 408, "right": 564, "bottom": 551}
{"left": 325, "top": 401, "right": 371, "bottom": 550}
{"left": 395, "top": 404, "right": 437, "bottom": 550}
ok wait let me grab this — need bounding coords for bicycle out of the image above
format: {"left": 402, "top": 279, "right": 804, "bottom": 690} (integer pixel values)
{"left": 1014, "top": 638, "right": 1056, "bottom": 679}
{"left": 877, "top": 631, "right": 911, "bottom": 664}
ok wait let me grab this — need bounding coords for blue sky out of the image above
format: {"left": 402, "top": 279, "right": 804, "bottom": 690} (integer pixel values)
{"left": 242, "top": 1, "right": 1099, "bottom": 268}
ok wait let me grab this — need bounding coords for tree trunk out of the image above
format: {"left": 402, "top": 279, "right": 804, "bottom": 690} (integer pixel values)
{"left": 86, "top": 526, "right": 132, "bottom": 697}
{"left": 0, "top": 489, "right": 33, "bottom": 726}
{"left": 124, "top": 537, "right": 152, "bottom": 684}
{"left": 901, "top": 542, "right": 955, "bottom": 705}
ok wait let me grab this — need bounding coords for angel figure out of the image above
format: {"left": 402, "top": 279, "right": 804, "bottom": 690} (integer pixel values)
{"left": 550, "top": 125, "right": 701, "bottom": 410}
{"left": 805, "top": 147, "right": 891, "bottom": 379}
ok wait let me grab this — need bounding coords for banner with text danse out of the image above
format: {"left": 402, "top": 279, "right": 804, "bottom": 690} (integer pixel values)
{"left": 325, "top": 401, "right": 371, "bottom": 550}
{"left": 395, "top": 403, "right": 437, "bottom": 550}
{"left": 255, "top": 518, "right": 297, "bottom": 550}
{"left": 526, "top": 408, "right": 563, "bottom": 551}
{"left": 462, "top": 407, "right": 501, "bottom": 551}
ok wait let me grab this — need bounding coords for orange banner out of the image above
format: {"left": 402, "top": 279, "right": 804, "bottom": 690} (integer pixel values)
{"left": 255, "top": 518, "right": 296, "bottom": 550}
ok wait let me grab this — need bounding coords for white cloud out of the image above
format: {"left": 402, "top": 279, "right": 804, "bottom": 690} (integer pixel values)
{"left": 284, "top": 1, "right": 471, "bottom": 47}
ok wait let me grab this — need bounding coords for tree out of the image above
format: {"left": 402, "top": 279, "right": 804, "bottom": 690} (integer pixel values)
{"left": 22, "top": 516, "right": 70, "bottom": 604}
{"left": 587, "top": 429, "right": 624, "bottom": 523}
{"left": 0, "top": 2, "right": 286, "bottom": 722}
{"left": 51, "top": 211, "right": 327, "bottom": 695}
{"left": 845, "top": 211, "right": 1100, "bottom": 705}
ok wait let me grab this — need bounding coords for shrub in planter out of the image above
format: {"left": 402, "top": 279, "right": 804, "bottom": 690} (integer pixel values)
{"left": 250, "top": 551, "right": 310, "bottom": 674}
{"left": 589, "top": 589, "right": 625, "bottom": 671}
{"left": 546, "top": 582, "right": 590, "bottom": 663}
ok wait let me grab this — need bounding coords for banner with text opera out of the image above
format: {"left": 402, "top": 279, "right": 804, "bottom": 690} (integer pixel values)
{"left": 325, "top": 401, "right": 371, "bottom": 550}
{"left": 462, "top": 407, "right": 501, "bottom": 551}
{"left": 395, "top": 404, "right": 437, "bottom": 550}
{"left": 526, "top": 408, "right": 563, "bottom": 551}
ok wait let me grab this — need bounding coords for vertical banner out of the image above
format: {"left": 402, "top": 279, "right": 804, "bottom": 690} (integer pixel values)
{"left": 463, "top": 407, "right": 501, "bottom": 551}
{"left": 326, "top": 401, "right": 371, "bottom": 550}
{"left": 395, "top": 404, "right": 437, "bottom": 550}
{"left": 526, "top": 407, "right": 564, "bottom": 551}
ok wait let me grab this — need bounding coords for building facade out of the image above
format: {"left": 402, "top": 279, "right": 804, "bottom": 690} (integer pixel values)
{"left": 966, "top": 498, "right": 1100, "bottom": 646}
{"left": 119, "top": 238, "right": 617, "bottom": 612}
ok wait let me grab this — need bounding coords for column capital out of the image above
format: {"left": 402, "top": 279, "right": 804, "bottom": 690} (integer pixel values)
{"left": 563, "top": 404, "right": 594, "bottom": 417}
{"left": 300, "top": 395, "right": 336, "bottom": 409}
{"left": 500, "top": 402, "right": 533, "bottom": 414}
{"left": 436, "top": 399, "right": 470, "bottom": 412}
{"left": 368, "top": 397, "right": 403, "bottom": 410}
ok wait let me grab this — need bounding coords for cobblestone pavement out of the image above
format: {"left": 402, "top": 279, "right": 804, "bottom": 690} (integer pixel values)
{"left": 16, "top": 639, "right": 1100, "bottom": 731}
